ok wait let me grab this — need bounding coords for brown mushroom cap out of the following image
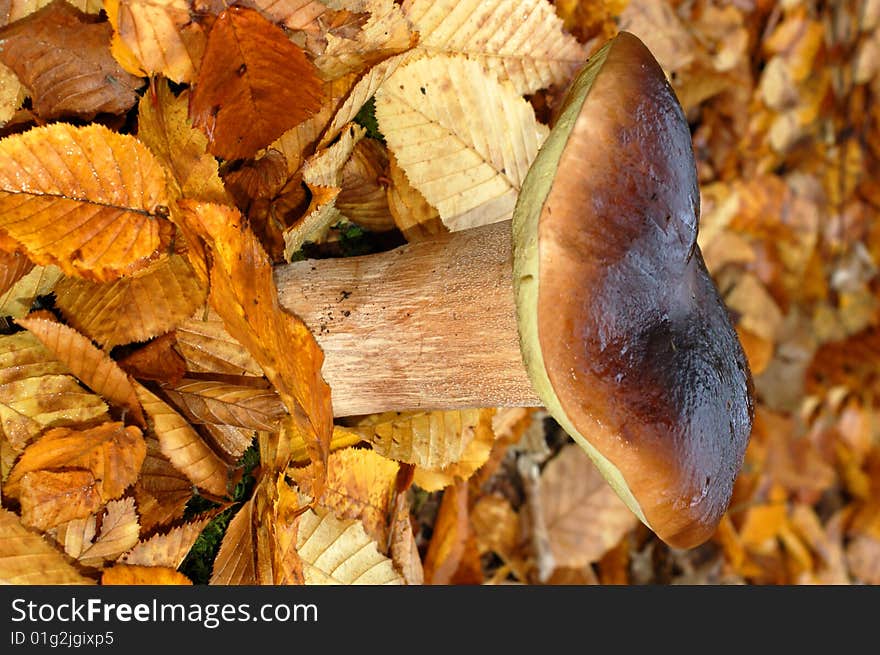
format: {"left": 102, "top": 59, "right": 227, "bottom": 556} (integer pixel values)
{"left": 512, "top": 32, "right": 754, "bottom": 549}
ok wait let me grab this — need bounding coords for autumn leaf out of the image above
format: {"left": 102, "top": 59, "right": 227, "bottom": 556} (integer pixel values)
{"left": 0, "top": 0, "right": 143, "bottom": 120}
{"left": 132, "top": 434, "right": 195, "bottom": 532}
{"left": 5, "top": 422, "right": 146, "bottom": 503}
{"left": 0, "top": 507, "right": 94, "bottom": 584}
{"left": 0, "top": 251, "right": 33, "bottom": 295}
{"left": 297, "top": 504, "right": 403, "bottom": 585}
{"left": 102, "top": 564, "right": 192, "bottom": 584}
{"left": 54, "top": 254, "right": 206, "bottom": 349}
{"left": 189, "top": 6, "right": 324, "bottom": 160}
{"left": 539, "top": 444, "right": 639, "bottom": 569}
{"left": 402, "top": 0, "right": 587, "bottom": 95}
{"left": 336, "top": 137, "right": 394, "bottom": 232}
{"left": 174, "top": 311, "right": 264, "bottom": 377}
{"left": 17, "top": 316, "right": 144, "bottom": 426}
{"left": 160, "top": 379, "right": 285, "bottom": 432}
{"left": 422, "top": 479, "right": 481, "bottom": 584}
{"left": 375, "top": 54, "right": 548, "bottom": 230}
{"left": 107, "top": 0, "right": 206, "bottom": 83}
{"left": 135, "top": 383, "right": 230, "bottom": 497}
{"left": 0, "top": 123, "right": 174, "bottom": 282}
{"left": 210, "top": 494, "right": 256, "bottom": 584}
{"left": 0, "top": 265, "right": 63, "bottom": 319}
{"left": 174, "top": 201, "right": 333, "bottom": 489}
{"left": 18, "top": 470, "right": 104, "bottom": 530}
{"left": 116, "top": 332, "right": 187, "bottom": 385}
{"left": 385, "top": 150, "right": 446, "bottom": 241}
{"left": 52, "top": 497, "right": 140, "bottom": 568}
{"left": 122, "top": 514, "right": 215, "bottom": 568}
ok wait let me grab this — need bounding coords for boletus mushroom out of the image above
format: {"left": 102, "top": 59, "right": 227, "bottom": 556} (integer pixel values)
{"left": 273, "top": 32, "right": 754, "bottom": 549}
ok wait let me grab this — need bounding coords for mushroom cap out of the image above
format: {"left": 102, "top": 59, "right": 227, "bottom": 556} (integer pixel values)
{"left": 512, "top": 32, "right": 754, "bottom": 549}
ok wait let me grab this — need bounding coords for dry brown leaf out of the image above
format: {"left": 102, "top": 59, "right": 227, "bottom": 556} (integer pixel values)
{"left": 297, "top": 504, "right": 403, "bottom": 585}
{"left": 108, "top": 0, "right": 206, "bottom": 83}
{"left": 0, "top": 250, "right": 32, "bottom": 295}
{"left": 540, "top": 443, "right": 638, "bottom": 568}
{"left": 175, "top": 311, "right": 264, "bottom": 377}
{"left": 175, "top": 201, "right": 333, "bottom": 489}
{"left": 116, "top": 333, "right": 187, "bottom": 385}
{"left": 5, "top": 422, "right": 146, "bottom": 503}
{"left": 209, "top": 496, "right": 257, "bottom": 584}
{"left": 122, "top": 514, "right": 215, "bottom": 568}
{"left": 18, "top": 470, "right": 103, "bottom": 530}
{"left": 846, "top": 534, "right": 880, "bottom": 584}
{"left": 160, "top": 379, "right": 285, "bottom": 431}
{"left": 290, "top": 446, "right": 399, "bottom": 547}
{"left": 137, "top": 81, "right": 229, "bottom": 205}
{"left": 0, "top": 507, "right": 94, "bottom": 584}
{"left": 422, "top": 478, "right": 469, "bottom": 584}
{"left": 17, "top": 316, "right": 144, "bottom": 426}
{"left": 189, "top": 6, "right": 324, "bottom": 160}
{"left": 402, "top": 0, "right": 587, "bottom": 95}
{"left": 375, "top": 54, "right": 548, "bottom": 231}
{"left": 202, "top": 423, "right": 257, "bottom": 461}
{"left": 254, "top": 472, "right": 305, "bottom": 585}
{"left": 135, "top": 383, "right": 230, "bottom": 497}
{"left": 470, "top": 493, "right": 520, "bottom": 560}
{"left": 0, "top": 123, "right": 173, "bottom": 282}
{"left": 0, "top": 265, "right": 62, "bottom": 319}
{"left": 55, "top": 254, "right": 206, "bottom": 350}
{"left": 53, "top": 497, "right": 140, "bottom": 568}
{"left": 388, "top": 485, "right": 423, "bottom": 584}
{"left": 0, "top": 1, "right": 143, "bottom": 120}
{"left": 132, "top": 434, "right": 195, "bottom": 533}
{"left": 337, "top": 137, "right": 393, "bottom": 232}
{"left": 102, "top": 564, "right": 192, "bottom": 584}
{"left": 385, "top": 150, "right": 447, "bottom": 241}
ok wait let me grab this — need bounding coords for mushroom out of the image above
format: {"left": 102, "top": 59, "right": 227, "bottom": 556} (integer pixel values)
{"left": 272, "top": 32, "right": 754, "bottom": 548}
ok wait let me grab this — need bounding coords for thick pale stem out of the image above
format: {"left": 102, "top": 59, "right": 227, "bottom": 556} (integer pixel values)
{"left": 273, "top": 219, "right": 541, "bottom": 417}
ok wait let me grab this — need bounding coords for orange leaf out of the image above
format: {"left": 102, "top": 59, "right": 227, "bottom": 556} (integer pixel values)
{"left": 422, "top": 478, "right": 470, "bottom": 585}
{"left": 121, "top": 514, "right": 215, "bottom": 569}
{"left": 102, "top": 564, "right": 192, "bottom": 585}
{"left": 0, "top": 250, "right": 32, "bottom": 295}
{"left": 132, "top": 434, "right": 195, "bottom": 532}
{"left": 210, "top": 495, "right": 257, "bottom": 585}
{"left": 17, "top": 316, "right": 144, "bottom": 426}
{"left": 175, "top": 200, "right": 332, "bottom": 485}
{"left": 18, "top": 470, "right": 103, "bottom": 531}
{"left": 55, "top": 254, "right": 206, "bottom": 348}
{"left": 5, "top": 422, "right": 146, "bottom": 503}
{"left": 189, "top": 6, "right": 323, "bottom": 160}
{"left": 0, "top": 1, "right": 143, "bottom": 120}
{"left": 0, "top": 123, "right": 173, "bottom": 282}
{"left": 116, "top": 333, "right": 187, "bottom": 385}
{"left": 174, "top": 311, "right": 264, "bottom": 377}
{"left": 161, "top": 378, "right": 285, "bottom": 432}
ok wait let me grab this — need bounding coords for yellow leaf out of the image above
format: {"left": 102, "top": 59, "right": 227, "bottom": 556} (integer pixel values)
{"left": 55, "top": 254, "right": 206, "bottom": 350}
{"left": 0, "top": 123, "right": 173, "bottom": 281}
{"left": 290, "top": 447, "right": 399, "bottom": 547}
{"left": 0, "top": 264, "right": 62, "bottom": 319}
{"left": 375, "top": 54, "right": 548, "bottom": 231}
{"left": 210, "top": 496, "right": 256, "bottom": 585}
{"left": 289, "top": 424, "right": 365, "bottom": 464}
{"left": 175, "top": 310, "right": 264, "bottom": 377}
{"left": 540, "top": 443, "right": 639, "bottom": 567}
{"left": 135, "top": 383, "right": 230, "bottom": 497}
{"left": 102, "top": 564, "right": 192, "bottom": 584}
{"left": 422, "top": 478, "right": 469, "bottom": 584}
{"left": 402, "top": 0, "right": 587, "bottom": 95}
{"left": 385, "top": 150, "right": 447, "bottom": 242}
{"left": 297, "top": 505, "right": 403, "bottom": 585}
{"left": 17, "top": 316, "right": 144, "bottom": 426}
{"left": 136, "top": 81, "right": 229, "bottom": 204}
{"left": 0, "top": 507, "right": 94, "bottom": 584}
{"left": 110, "top": 0, "right": 206, "bottom": 83}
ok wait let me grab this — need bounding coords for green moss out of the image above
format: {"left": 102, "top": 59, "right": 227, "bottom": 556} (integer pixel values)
{"left": 178, "top": 439, "right": 260, "bottom": 584}
{"left": 354, "top": 96, "right": 383, "bottom": 142}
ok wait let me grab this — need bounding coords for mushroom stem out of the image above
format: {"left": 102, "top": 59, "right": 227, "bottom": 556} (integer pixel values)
{"left": 273, "top": 219, "right": 539, "bottom": 417}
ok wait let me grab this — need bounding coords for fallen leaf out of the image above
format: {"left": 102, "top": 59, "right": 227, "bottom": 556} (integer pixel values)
{"left": 174, "top": 311, "right": 264, "bottom": 377}
{"left": 18, "top": 470, "right": 103, "bottom": 530}
{"left": 135, "top": 383, "right": 230, "bottom": 497}
{"left": 122, "top": 514, "right": 215, "bottom": 568}
{"left": 55, "top": 254, "right": 206, "bottom": 350}
{"left": 470, "top": 493, "right": 520, "bottom": 560}
{"left": 336, "top": 137, "right": 393, "bottom": 232}
{"left": 0, "top": 265, "right": 63, "bottom": 319}
{"left": 297, "top": 505, "right": 403, "bottom": 585}
{"left": 53, "top": 497, "right": 140, "bottom": 568}
{"left": 189, "top": 6, "right": 324, "bottom": 160}
{"left": 17, "top": 316, "right": 144, "bottom": 426}
{"left": 5, "top": 422, "right": 146, "bottom": 503}
{"left": 412, "top": 409, "right": 497, "bottom": 492}
{"left": 209, "top": 497, "right": 256, "bottom": 585}
{"left": 116, "top": 333, "right": 187, "bottom": 385}
{"left": 0, "top": 123, "right": 173, "bottom": 282}
{"left": 375, "top": 54, "right": 548, "bottom": 230}
{"left": 102, "top": 564, "right": 192, "bottom": 584}
{"left": 0, "top": 250, "right": 33, "bottom": 295}
{"left": 385, "top": 150, "right": 447, "bottom": 241}
{"left": 0, "top": 507, "right": 94, "bottom": 584}
{"left": 0, "top": 1, "right": 143, "bottom": 120}
{"left": 422, "top": 478, "right": 469, "bottom": 584}
{"left": 402, "top": 0, "right": 587, "bottom": 95}
{"left": 131, "top": 434, "right": 194, "bottom": 532}
{"left": 539, "top": 444, "right": 638, "bottom": 568}
{"left": 160, "top": 379, "right": 285, "bottom": 431}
